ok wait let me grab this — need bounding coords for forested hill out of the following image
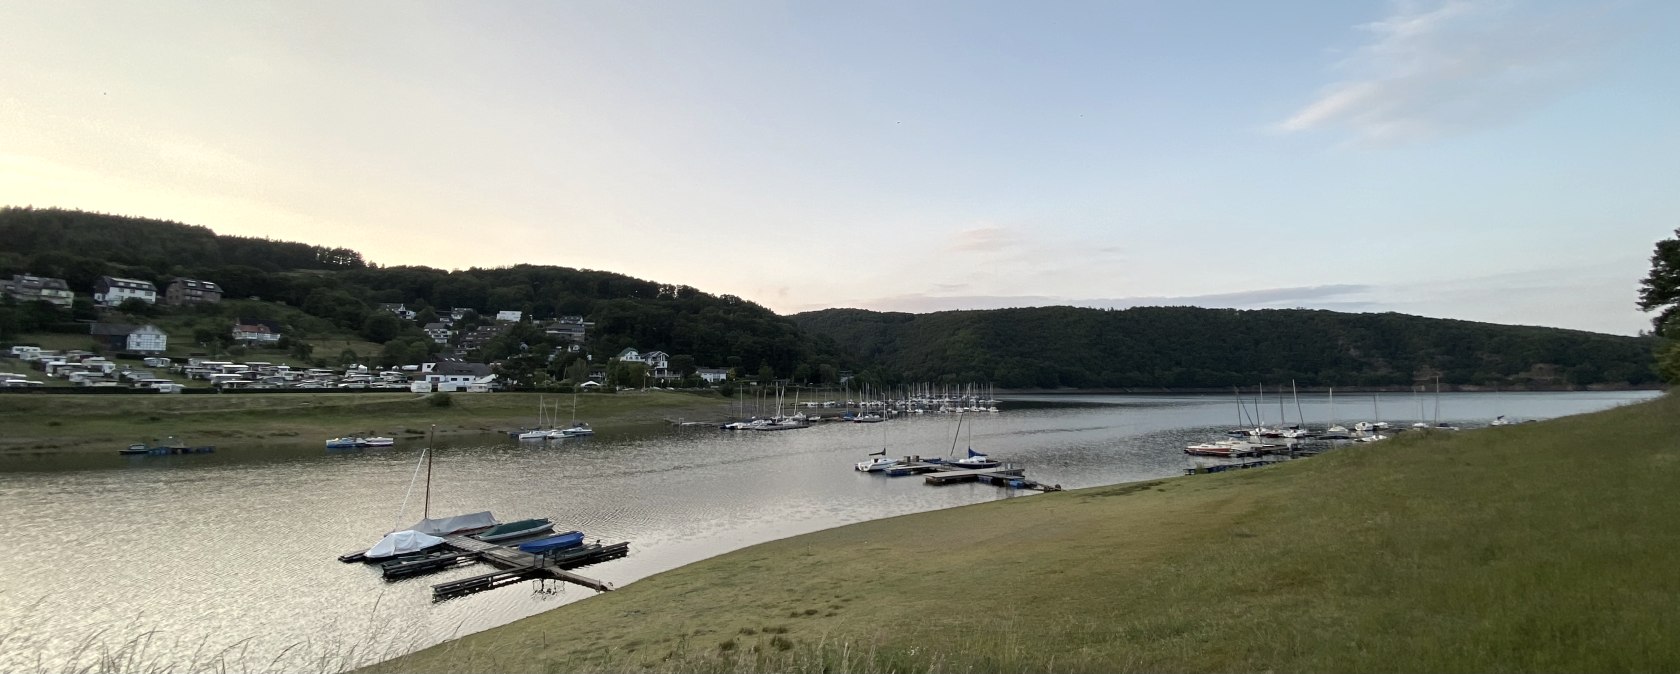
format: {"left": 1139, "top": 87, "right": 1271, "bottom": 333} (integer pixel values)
{"left": 792, "top": 306, "right": 1660, "bottom": 389}
{"left": 0, "top": 207, "right": 841, "bottom": 379}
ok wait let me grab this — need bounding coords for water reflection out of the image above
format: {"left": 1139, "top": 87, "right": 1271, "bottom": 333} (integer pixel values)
{"left": 0, "top": 390, "right": 1657, "bottom": 670}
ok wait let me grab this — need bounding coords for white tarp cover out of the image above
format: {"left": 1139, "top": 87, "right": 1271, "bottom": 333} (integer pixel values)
{"left": 408, "top": 511, "right": 498, "bottom": 536}
{"left": 365, "top": 530, "right": 447, "bottom": 559}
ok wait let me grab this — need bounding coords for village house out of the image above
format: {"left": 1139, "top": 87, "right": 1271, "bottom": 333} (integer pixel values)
{"left": 696, "top": 367, "right": 731, "bottom": 384}
{"left": 90, "top": 323, "right": 169, "bottom": 353}
{"left": 415, "top": 361, "right": 496, "bottom": 392}
{"left": 543, "top": 315, "right": 592, "bottom": 343}
{"left": 494, "top": 310, "right": 523, "bottom": 322}
{"left": 2, "top": 274, "right": 75, "bottom": 308}
{"left": 164, "top": 278, "right": 223, "bottom": 305}
{"left": 231, "top": 318, "right": 283, "bottom": 345}
{"left": 422, "top": 322, "right": 453, "bottom": 345}
{"left": 378, "top": 303, "right": 416, "bottom": 320}
{"left": 92, "top": 276, "right": 157, "bottom": 307}
{"left": 449, "top": 308, "right": 472, "bottom": 321}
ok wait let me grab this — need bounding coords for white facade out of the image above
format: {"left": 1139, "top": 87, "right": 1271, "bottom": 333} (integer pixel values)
{"left": 697, "top": 368, "right": 731, "bottom": 383}
{"left": 125, "top": 325, "right": 168, "bottom": 353}
{"left": 495, "top": 310, "right": 523, "bottom": 322}
{"left": 95, "top": 277, "right": 158, "bottom": 307}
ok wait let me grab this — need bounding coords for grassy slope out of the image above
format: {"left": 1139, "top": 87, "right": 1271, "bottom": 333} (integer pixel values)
{"left": 0, "top": 390, "right": 730, "bottom": 453}
{"left": 373, "top": 393, "right": 1679, "bottom": 673}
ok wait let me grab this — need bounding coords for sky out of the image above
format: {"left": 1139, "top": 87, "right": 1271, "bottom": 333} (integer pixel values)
{"left": 2, "top": 0, "right": 1676, "bottom": 335}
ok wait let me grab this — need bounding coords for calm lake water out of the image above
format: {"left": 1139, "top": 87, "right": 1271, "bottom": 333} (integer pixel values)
{"left": 0, "top": 390, "right": 1658, "bottom": 670}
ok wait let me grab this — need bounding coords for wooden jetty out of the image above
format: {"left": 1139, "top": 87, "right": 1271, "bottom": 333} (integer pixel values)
{"left": 376, "top": 533, "right": 628, "bottom": 601}
{"left": 873, "top": 457, "right": 1060, "bottom": 492}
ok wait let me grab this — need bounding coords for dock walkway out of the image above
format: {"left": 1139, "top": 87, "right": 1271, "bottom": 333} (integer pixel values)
{"left": 418, "top": 534, "right": 627, "bottom": 601}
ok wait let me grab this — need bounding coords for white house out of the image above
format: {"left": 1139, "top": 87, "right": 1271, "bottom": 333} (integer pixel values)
{"left": 422, "top": 322, "right": 453, "bottom": 345}
{"left": 616, "top": 348, "right": 643, "bottom": 363}
{"left": 697, "top": 367, "right": 731, "bottom": 384}
{"left": 89, "top": 323, "right": 168, "bottom": 353}
{"left": 421, "top": 362, "right": 496, "bottom": 392}
{"left": 495, "top": 310, "right": 523, "bottom": 323}
{"left": 93, "top": 276, "right": 157, "bottom": 307}
{"left": 231, "top": 319, "right": 283, "bottom": 344}
{"left": 379, "top": 303, "right": 417, "bottom": 320}
{"left": 641, "top": 350, "right": 670, "bottom": 371}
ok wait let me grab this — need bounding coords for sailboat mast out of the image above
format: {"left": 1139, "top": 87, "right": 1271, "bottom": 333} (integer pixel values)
{"left": 423, "top": 424, "right": 435, "bottom": 519}
{"left": 1293, "top": 380, "right": 1304, "bottom": 428}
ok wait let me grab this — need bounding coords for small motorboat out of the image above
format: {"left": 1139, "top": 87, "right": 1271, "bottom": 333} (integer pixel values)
{"left": 517, "top": 531, "right": 586, "bottom": 554}
{"left": 473, "top": 518, "right": 555, "bottom": 542}
{"left": 855, "top": 456, "right": 899, "bottom": 472}
{"left": 560, "top": 422, "right": 594, "bottom": 437}
{"left": 361, "top": 436, "right": 394, "bottom": 447}
{"left": 325, "top": 436, "right": 363, "bottom": 449}
{"left": 515, "top": 429, "right": 549, "bottom": 441}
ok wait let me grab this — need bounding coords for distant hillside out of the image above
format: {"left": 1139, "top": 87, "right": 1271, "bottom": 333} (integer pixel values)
{"left": 0, "top": 207, "right": 846, "bottom": 381}
{"left": 792, "top": 306, "right": 1660, "bottom": 389}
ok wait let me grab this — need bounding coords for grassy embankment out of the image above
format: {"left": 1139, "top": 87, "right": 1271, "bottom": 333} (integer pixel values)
{"left": 0, "top": 390, "right": 731, "bottom": 453}
{"left": 373, "top": 393, "right": 1679, "bottom": 673}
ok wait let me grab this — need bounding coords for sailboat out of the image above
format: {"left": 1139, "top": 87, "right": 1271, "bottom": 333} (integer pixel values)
{"left": 951, "top": 413, "right": 1000, "bottom": 469}
{"left": 1322, "top": 387, "right": 1351, "bottom": 439}
{"left": 339, "top": 426, "right": 498, "bottom": 562}
{"left": 1432, "top": 376, "right": 1458, "bottom": 430}
{"left": 560, "top": 390, "right": 594, "bottom": 436}
{"left": 517, "top": 395, "right": 551, "bottom": 441}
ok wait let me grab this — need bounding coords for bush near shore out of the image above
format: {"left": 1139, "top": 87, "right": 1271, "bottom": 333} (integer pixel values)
{"left": 372, "top": 393, "right": 1680, "bottom": 673}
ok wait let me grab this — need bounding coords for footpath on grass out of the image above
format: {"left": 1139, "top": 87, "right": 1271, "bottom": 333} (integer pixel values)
{"left": 371, "top": 392, "right": 1679, "bottom": 673}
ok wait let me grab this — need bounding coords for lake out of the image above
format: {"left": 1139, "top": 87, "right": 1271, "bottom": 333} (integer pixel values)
{"left": 0, "top": 390, "right": 1657, "bottom": 670}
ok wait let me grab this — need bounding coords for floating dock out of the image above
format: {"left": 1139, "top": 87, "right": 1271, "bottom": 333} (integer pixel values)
{"left": 873, "top": 458, "right": 1061, "bottom": 491}
{"left": 365, "top": 532, "right": 628, "bottom": 601}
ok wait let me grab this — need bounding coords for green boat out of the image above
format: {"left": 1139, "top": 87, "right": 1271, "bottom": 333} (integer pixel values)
{"left": 472, "top": 518, "right": 554, "bottom": 542}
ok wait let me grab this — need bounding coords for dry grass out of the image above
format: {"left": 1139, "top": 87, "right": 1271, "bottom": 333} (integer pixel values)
{"left": 371, "top": 393, "right": 1680, "bottom": 673}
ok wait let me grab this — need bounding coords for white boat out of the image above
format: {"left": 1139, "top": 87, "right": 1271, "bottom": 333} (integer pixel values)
{"left": 560, "top": 422, "right": 594, "bottom": 437}
{"left": 855, "top": 456, "right": 899, "bottom": 472}
{"left": 953, "top": 449, "right": 1000, "bottom": 469}
{"left": 1490, "top": 415, "right": 1511, "bottom": 426}
{"left": 516, "top": 429, "right": 549, "bottom": 441}
{"left": 1355, "top": 434, "right": 1389, "bottom": 443}
{"left": 361, "top": 436, "right": 394, "bottom": 447}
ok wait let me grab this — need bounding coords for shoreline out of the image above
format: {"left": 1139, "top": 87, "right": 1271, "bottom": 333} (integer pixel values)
{"left": 368, "top": 392, "right": 1680, "bottom": 673}
{"left": 0, "top": 390, "right": 732, "bottom": 455}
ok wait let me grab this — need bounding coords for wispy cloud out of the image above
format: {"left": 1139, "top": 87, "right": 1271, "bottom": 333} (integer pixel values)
{"left": 809, "top": 284, "right": 1379, "bottom": 315}
{"left": 1278, "top": 0, "right": 1615, "bottom": 144}
{"left": 947, "top": 226, "right": 1016, "bottom": 253}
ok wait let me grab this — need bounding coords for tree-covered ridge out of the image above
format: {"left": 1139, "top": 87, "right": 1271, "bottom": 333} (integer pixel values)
{"left": 793, "top": 306, "right": 1660, "bottom": 389}
{"left": 0, "top": 207, "right": 364, "bottom": 283}
{"left": 0, "top": 208, "right": 842, "bottom": 381}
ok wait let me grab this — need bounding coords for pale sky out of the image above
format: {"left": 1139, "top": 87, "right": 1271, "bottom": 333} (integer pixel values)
{"left": 3, "top": 1, "right": 1676, "bottom": 334}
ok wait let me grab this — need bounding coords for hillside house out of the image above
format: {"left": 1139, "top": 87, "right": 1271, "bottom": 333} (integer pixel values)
{"left": 2, "top": 274, "right": 74, "bottom": 308}
{"left": 615, "top": 348, "right": 644, "bottom": 363}
{"left": 495, "top": 310, "right": 523, "bottom": 322}
{"left": 231, "top": 318, "right": 283, "bottom": 345}
{"left": 423, "top": 322, "right": 453, "bottom": 345}
{"left": 543, "top": 316, "right": 592, "bottom": 343}
{"left": 93, "top": 276, "right": 157, "bottom": 307}
{"left": 164, "top": 278, "right": 222, "bottom": 305}
{"left": 379, "top": 303, "right": 416, "bottom": 320}
{"left": 697, "top": 367, "right": 731, "bottom": 384}
{"left": 90, "top": 323, "right": 168, "bottom": 353}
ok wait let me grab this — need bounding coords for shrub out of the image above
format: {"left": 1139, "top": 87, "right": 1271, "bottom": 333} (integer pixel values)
{"left": 428, "top": 392, "right": 453, "bottom": 408}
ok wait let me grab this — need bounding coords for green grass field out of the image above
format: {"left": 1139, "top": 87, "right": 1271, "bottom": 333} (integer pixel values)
{"left": 370, "top": 393, "right": 1679, "bottom": 673}
{"left": 0, "top": 390, "right": 731, "bottom": 453}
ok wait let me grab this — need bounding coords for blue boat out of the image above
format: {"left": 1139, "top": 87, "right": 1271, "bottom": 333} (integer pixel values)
{"left": 517, "top": 531, "right": 585, "bottom": 554}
